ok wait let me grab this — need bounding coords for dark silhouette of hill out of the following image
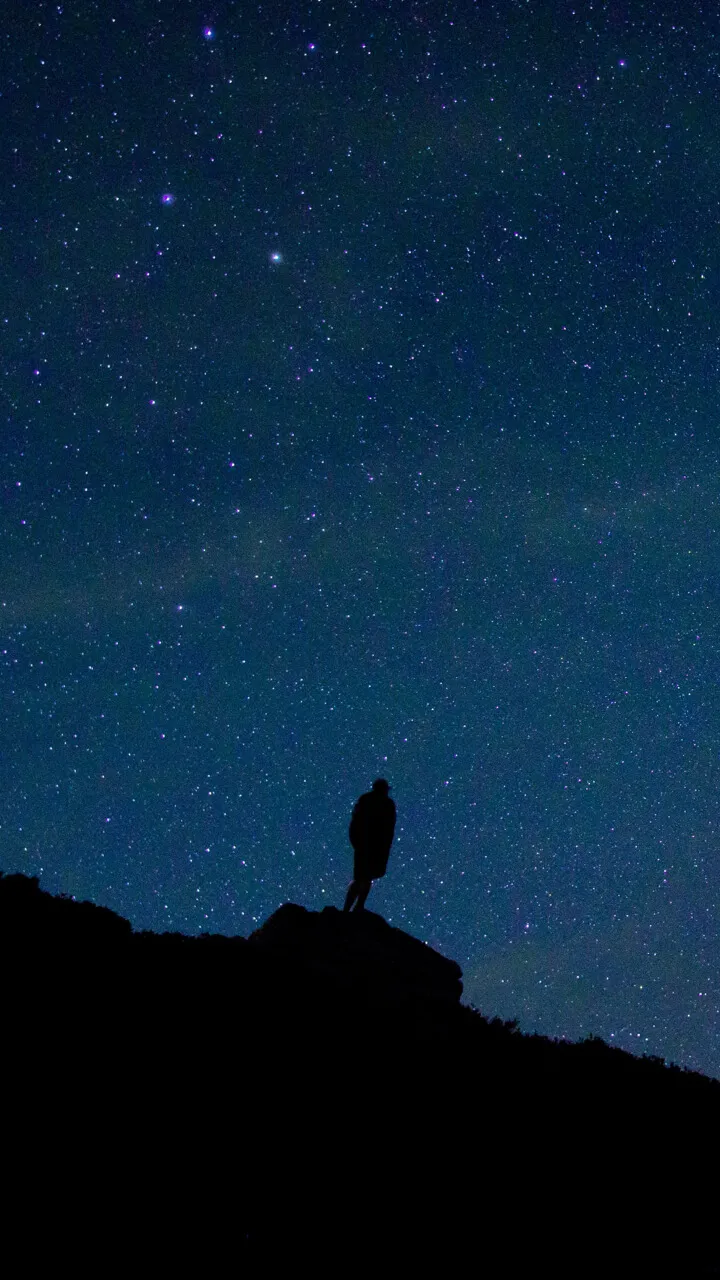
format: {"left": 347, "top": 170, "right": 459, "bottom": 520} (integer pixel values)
{"left": 2, "top": 871, "right": 718, "bottom": 1276}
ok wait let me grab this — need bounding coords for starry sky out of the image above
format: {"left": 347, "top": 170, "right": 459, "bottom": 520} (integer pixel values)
{"left": 3, "top": 0, "right": 720, "bottom": 1078}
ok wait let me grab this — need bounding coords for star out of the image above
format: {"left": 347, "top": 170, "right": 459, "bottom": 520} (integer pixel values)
{"left": 6, "top": 0, "right": 719, "bottom": 1083}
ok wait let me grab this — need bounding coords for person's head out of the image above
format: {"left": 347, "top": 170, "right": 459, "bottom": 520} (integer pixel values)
{"left": 372, "top": 778, "right": 390, "bottom": 793}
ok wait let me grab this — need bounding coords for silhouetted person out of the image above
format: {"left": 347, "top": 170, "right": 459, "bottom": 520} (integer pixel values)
{"left": 343, "top": 778, "right": 396, "bottom": 912}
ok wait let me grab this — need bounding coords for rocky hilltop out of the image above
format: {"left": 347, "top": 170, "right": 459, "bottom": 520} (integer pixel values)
{"left": 1, "top": 871, "right": 718, "bottom": 1274}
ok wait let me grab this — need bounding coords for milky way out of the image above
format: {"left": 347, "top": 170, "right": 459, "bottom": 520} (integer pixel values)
{"left": 3, "top": 1, "right": 719, "bottom": 1077}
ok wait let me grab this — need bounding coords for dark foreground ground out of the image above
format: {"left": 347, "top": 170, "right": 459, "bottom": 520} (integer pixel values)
{"left": 1, "top": 871, "right": 718, "bottom": 1276}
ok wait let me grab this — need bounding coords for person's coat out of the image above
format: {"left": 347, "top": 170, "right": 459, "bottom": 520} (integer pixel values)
{"left": 349, "top": 790, "right": 396, "bottom": 880}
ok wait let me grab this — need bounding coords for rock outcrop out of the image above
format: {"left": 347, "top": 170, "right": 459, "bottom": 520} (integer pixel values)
{"left": 248, "top": 902, "right": 463, "bottom": 1008}
{"left": 1, "top": 871, "right": 718, "bottom": 1274}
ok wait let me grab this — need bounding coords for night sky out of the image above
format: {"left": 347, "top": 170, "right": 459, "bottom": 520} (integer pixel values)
{"left": 3, "top": 0, "right": 720, "bottom": 1078}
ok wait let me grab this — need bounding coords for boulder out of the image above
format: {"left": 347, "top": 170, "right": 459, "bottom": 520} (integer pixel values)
{"left": 248, "top": 903, "right": 463, "bottom": 1009}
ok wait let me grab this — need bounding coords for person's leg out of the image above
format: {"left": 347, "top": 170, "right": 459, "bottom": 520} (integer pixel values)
{"left": 343, "top": 881, "right": 359, "bottom": 912}
{"left": 354, "top": 879, "right": 372, "bottom": 911}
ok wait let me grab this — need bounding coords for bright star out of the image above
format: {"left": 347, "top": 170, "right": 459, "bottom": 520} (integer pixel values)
{"left": 203, "top": 27, "right": 215, "bottom": 41}
{"left": 269, "top": 250, "right": 283, "bottom": 265}
{"left": 161, "top": 193, "right": 175, "bottom": 206}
